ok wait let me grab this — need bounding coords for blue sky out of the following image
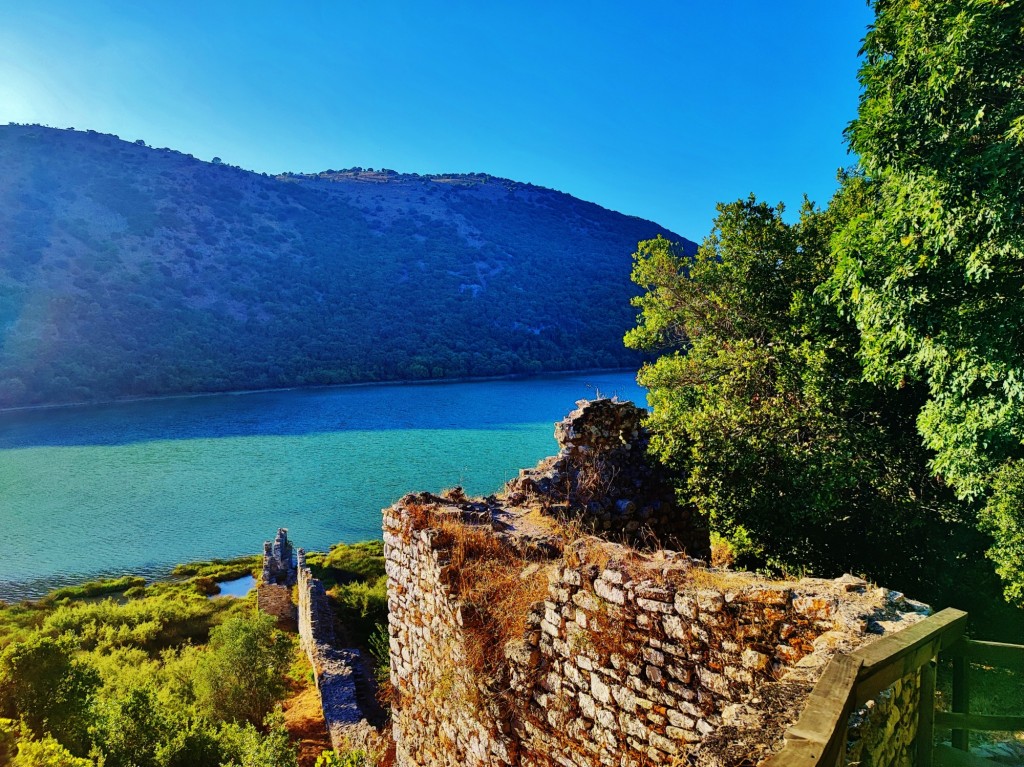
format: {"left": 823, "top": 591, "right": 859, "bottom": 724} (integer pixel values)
{"left": 0, "top": 1, "right": 873, "bottom": 240}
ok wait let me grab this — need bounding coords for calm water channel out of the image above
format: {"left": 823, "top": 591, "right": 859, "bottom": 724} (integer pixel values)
{"left": 0, "top": 372, "right": 644, "bottom": 600}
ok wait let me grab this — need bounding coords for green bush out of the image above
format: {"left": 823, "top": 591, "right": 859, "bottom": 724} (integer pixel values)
{"left": 0, "top": 635, "right": 100, "bottom": 754}
{"left": 316, "top": 748, "right": 370, "bottom": 767}
{"left": 194, "top": 614, "right": 293, "bottom": 726}
{"left": 330, "top": 577, "right": 387, "bottom": 648}
{"left": 9, "top": 733, "right": 94, "bottom": 767}
{"left": 0, "top": 563, "right": 303, "bottom": 764}
{"left": 44, "top": 576, "right": 146, "bottom": 603}
{"left": 309, "top": 541, "right": 385, "bottom": 586}
{"left": 217, "top": 711, "right": 296, "bottom": 767}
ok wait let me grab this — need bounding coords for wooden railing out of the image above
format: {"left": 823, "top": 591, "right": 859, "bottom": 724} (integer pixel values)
{"left": 763, "top": 608, "right": 969, "bottom": 767}
{"left": 935, "top": 637, "right": 1024, "bottom": 755}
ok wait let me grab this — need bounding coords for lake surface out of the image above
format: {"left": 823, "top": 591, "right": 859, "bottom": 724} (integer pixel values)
{"left": 0, "top": 372, "right": 644, "bottom": 600}
{"left": 214, "top": 575, "right": 257, "bottom": 599}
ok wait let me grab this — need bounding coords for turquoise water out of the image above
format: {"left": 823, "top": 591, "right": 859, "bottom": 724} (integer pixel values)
{"left": 0, "top": 372, "right": 644, "bottom": 599}
{"left": 214, "top": 575, "right": 256, "bottom": 599}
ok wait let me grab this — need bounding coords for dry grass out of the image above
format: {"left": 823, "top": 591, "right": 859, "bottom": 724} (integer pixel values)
{"left": 282, "top": 670, "right": 332, "bottom": 767}
{"left": 440, "top": 486, "right": 469, "bottom": 503}
{"left": 563, "top": 451, "right": 618, "bottom": 508}
{"left": 433, "top": 516, "right": 553, "bottom": 679}
{"left": 686, "top": 566, "right": 760, "bottom": 593}
{"left": 562, "top": 534, "right": 614, "bottom": 572}
{"left": 405, "top": 501, "right": 433, "bottom": 531}
{"left": 400, "top": 501, "right": 559, "bottom": 722}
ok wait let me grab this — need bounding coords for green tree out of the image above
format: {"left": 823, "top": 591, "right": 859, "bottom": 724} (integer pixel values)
{"left": 831, "top": 0, "right": 1024, "bottom": 601}
{"left": 625, "top": 192, "right": 982, "bottom": 601}
{"left": 89, "top": 685, "right": 167, "bottom": 767}
{"left": 218, "top": 711, "right": 296, "bottom": 767}
{"left": 0, "top": 636, "right": 100, "bottom": 754}
{"left": 9, "top": 734, "right": 94, "bottom": 767}
{"left": 151, "top": 718, "right": 224, "bottom": 767}
{"left": 193, "top": 614, "right": 292, "bottom": 726}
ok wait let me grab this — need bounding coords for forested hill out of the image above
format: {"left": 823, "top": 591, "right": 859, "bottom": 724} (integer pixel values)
{"left": 0, "top": 125, "right": 694, "bottom": 408}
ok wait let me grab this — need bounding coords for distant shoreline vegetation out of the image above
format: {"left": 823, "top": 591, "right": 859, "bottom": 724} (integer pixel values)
{"left": 0, "top": 366, "right": 639, "bottom": 416}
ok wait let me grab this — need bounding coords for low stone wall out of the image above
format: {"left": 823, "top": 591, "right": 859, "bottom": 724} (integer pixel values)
{"left": 256, "top": 583, "right": 295, "bottom": 624}
{"left": 295, "top": 550, "right": 376, "bottom": 751}
{"left": 384, "top": 497, "right": 927, "bottom": 767}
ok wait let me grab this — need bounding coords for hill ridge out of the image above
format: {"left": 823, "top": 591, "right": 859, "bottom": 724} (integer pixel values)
{"left": 0, "top": 124, "right": 696, "bottom": 408}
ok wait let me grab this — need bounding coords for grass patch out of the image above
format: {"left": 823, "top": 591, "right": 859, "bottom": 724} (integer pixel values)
{"left": 301, "top": 541, "right": 389, "bottom": 650}
{"left": 42, "top": 576, "right": 147, "bottom": 604}
{"left": 936, "top": 660, "right": 1024, "bottom": 747}
{"left": 304, "top": 541, "right": 385, "bottom": 588}
{"left": 172, "top": 555, "right": 261, "bottom": 581}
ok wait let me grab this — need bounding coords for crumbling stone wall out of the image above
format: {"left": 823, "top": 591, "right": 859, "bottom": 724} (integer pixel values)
{"left": 384, "top": 497, "right": 926, "bottom": 767}
{"left": 263, "top": 527, "right": 297, "bottom": 585}
{"left": 295, "top": 549, "right": 376, "bottom": 751}
{"left": 508, "top": 398, "right": 710, "bottom": 558}
{"left": 383, "top": 505, "right": 517, "bottom": 766}
{"left": 255, "top": 529, "right": 378, "bottom": 752}
{"left": 257, "top": 528, "right": 297, "bottom": 623}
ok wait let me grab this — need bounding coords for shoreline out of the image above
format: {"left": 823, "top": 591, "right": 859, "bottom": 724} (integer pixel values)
{"left": 0, "top": 366, "right": 641, "bottom": 416}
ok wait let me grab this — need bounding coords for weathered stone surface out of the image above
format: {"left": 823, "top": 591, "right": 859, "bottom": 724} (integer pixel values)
{"left": 384, "top": 495, "right": 929, "bottom": 767}
{"left": 256, "top": 528, "right": 298, "bottom": 623}
{"left": 257, "top": 530, "right": 378, "bottom": 754}
{"left": 506, "top": 399, "right": 711, "bottom": 557}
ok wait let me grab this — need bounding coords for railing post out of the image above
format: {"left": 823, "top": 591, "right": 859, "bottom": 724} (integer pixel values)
{"left": 917, "top": 658, "right": 936, "bottom": 767}
{"left": 952, "top": 655, "right": 970, "bottom": 751}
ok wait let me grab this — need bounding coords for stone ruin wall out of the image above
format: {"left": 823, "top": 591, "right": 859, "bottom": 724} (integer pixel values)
{"left": 508, "top": 398, "right": 710, "bottom": 558}
{"left": 295, "top": 549, "right": 377, "bottom": 750}
{"left": 257, "top": 527, "right": 297, "bottom": 624}
{"left": 383, "top": 499, "right": 930, "bottom": 767}
{"left": 383, "top": 397, "right": 934, "bottom": 766}
{"left": 256, "top": 582, "right": 294, "bottom": 624}
{"left": 846, "top": 650, "right": 922, "bottom": 767}
{"left": 256, "top": 529, "right": 377, "bottom": 751}
{"left": 246, "top": 400, "right": 929, "bottom": 765}
{"left": 384, "top": 506, "right": 515, "bottom": 766}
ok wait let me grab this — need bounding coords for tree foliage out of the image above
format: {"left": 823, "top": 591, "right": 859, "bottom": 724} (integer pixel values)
{"left": 0, "top": 582, "right": 298, "bottom": 767}
{"left": 0, "top": 636, "right": 100, "bottom": 754}
{"left": 625, "top": 190, "right": 990, "bottom": 605}
{"left": 194, "top": 613, "right": 292, "bottom": 726}
{"left": 832, "top": 0, "right": 1024, "bottom": 601}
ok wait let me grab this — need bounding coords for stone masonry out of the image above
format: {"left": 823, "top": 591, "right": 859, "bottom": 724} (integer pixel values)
{"left": 845, "top": 595, "right": 929, "bottom": 767}
{"left": 383, "top": 495, "right": 930, "bottom": 767}
{"left": 257, "top": 527, "right": 297, "bottom": 623}
{"left": 295, "top": 548, "right": 377, "bottom": 751}
{"left": 507, "top": 398, "right": 710, "bottom": 558}
{"left": 256, "top": 529, "right": 377, "bottom": 753}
